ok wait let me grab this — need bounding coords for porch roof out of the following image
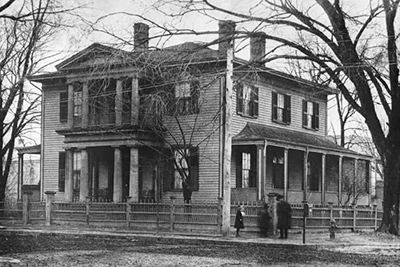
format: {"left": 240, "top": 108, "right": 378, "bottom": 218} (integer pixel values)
{"left": 233, "top": 123, "right": 371, "bottom": 159}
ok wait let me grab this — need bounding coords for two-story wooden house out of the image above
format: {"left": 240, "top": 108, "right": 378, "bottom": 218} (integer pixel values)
{"left": 30, "top": 21, "right": 373, "bottom": 206}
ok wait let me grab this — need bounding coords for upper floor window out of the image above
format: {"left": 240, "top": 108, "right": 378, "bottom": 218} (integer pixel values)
{"left": 236, "top": 83, "right": 259, "bottom": 118}
{"left": 174, "top": 80, "right": 200, "bottom": 115}
{"left": 302, "top": 100, "right": 319, "bottom": 130}
{"left": 272, "top": 92, "right": 291, "bottom": 124}
{"left": 73, "top": 89, "right": 82, "bottom": 117}
{"left": 59, "top": 91, "right": 68, "bottom": 123}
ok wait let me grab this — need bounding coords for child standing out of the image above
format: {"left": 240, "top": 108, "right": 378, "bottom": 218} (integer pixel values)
{"left": 234, "top": 205, "right": 245, "bottom": 237}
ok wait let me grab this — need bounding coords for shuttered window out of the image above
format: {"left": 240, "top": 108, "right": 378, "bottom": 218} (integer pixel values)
{"left": 163, "top": 146, "right": 199, "bottom": 191}
{"left": 236, "top": 83, "right": 259, "bottom": 118}
{"left": 272, "top": 92, "right": 291, "bottom": 124}
{"left": 302, "top": 100, "right": 319, "bottom": 130}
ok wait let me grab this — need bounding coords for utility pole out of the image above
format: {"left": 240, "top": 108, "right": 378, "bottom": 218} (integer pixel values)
{"left": 221, "top": 36, "right": 234, "bottom": 238}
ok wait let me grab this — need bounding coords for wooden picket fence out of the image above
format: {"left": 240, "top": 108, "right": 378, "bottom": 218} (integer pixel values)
{"left": 0, "top": 197, "right": 383, "bottom": 233}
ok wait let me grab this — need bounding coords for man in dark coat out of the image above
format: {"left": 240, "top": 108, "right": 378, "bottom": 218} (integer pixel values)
{"left": 258, "top": 203, "right": 271, "bottom": 237}
{"left": 276, "top": 195, "right": 292, "bottom": 239}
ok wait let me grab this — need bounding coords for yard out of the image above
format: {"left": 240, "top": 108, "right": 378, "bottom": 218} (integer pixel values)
{"left": 0, "top": 228, "right": 400, "bottom": 266}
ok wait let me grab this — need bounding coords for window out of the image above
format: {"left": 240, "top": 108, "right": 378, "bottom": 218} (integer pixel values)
{"left": 302, "top": 100, "right": 319, "bottom": 130}
{"left": 163, "top": 146, "right": 199, "bottom": 191}
{"left": 73, "top": 151, "right": 81, "bottom": 198}
{"left": 272, "top": 92, "right": 291, "bottom": 124}
{"left": 237, "top": 83, "right": 259, "bottom": 117}
{"left": 236, "top": 147, "right": 256, "bottom": 188}
{"left": 58, "top": 152, "right": 66, "bottom": 192}
{"left": 174, "top": 80, "right": 200, "bottom": 115}
{"left": 73, "top": 89, "right": 82, "bottom": 117}
{"left": 272, "top": 148, "right": 284, "bottom": 189}
{"left": 59, "top": 91, "right": 68, "bottom": 123}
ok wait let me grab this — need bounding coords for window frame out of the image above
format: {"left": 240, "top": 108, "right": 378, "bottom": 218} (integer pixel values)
{"left": 272, "top": 92, "right": 291, "bottom": 124}
{"left": 236, "top": 82, "right": 259, "bottom": 118}
{"left": 165, "top": 146, "right": 200, "bottom": 192}
{"left": 302, "top": 100, "right": 319, "bottom": 130}
{"left": 236, "top": 147, "right": 257, "bottom": 189}
{"left": 174, "top": 80, "right": 200, "bottom": 115}
{"left": 59, "top": 91, "right": 68, "bottom": 123}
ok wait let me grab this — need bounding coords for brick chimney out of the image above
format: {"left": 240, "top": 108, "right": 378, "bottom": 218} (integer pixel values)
{"left": 250, "top": 32, "right": 266, "bottom": 66}
{"left": 218, "top": 20, "right": 236, "bottom": 54}
{"left": 134, "top": 23, "right": 149, "bottom": 51}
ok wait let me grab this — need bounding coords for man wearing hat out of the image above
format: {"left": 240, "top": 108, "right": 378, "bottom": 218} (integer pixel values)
{"left": 276, "top": 194, "right": 292, "bottom": 239}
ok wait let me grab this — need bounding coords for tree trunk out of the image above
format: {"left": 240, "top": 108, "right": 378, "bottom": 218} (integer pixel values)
{"left": 379, "top": 149, "right": 400, "bottom": 235}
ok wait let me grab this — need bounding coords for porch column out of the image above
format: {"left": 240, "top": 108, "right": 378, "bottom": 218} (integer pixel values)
{"left": 113, "top": 147, "right": 123, "bottom": 202}
{"left": 17, "top": 153, "right": 24, "bottom": 201}
{"left": 79, "top": 149, "right": 89, "bottom": 202}
{"left": 115, "top": 79, "right": 123, "bottom": 126}
{"left": 131, "top": 74, "right": 139, "bottom": 125}
{"left": 129, "top": 146, "right": 139, "bottom": 202}
{"left": 65, "top": 149, "right": 74, "bottom": 201}
{"left": 367, "top": 160, "right": 372, "bottom": 205}
{"left": 81, "top": 82, "right": 89, "bottom": 128}
{"left": 67, "top": 84, "right": 74, "bottom": 129}
{"left": 283, "top": 148, "right": 289, "bottom": 200}
{"left": 257, "top": 145, "right": 265, "bottom": 201}
{"left": 321, "top": 153, "right": 326, "bottom": 206}
{"left": 353, "top": 158, "right": 358, "bottom": 204}
{"left": 338, "top": 156, "right": 343, "bottom": 205}
{"left": 303, "top": 149, "right": 309, "bottom": 201}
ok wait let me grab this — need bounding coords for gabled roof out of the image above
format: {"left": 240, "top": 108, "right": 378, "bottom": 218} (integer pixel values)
{"left": 233, "top": 123, "right": 371, "bottom": 158}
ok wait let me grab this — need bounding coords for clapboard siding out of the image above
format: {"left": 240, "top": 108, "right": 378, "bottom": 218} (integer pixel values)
{"left": 161, "top": 75, "right": 222, "bottom": 202}
{"left": 42, "top": 84, "right": 67, "bottom": 201}
{"left": 231, "top": 75, "right": 328, "bottom": 138}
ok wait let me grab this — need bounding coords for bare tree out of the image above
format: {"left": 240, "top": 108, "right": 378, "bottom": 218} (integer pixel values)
{"left": 0, "top": 0, "right": 80, "bottom": 202}
{"left": 129, "top": 0, "right": 399, "bottom": 235}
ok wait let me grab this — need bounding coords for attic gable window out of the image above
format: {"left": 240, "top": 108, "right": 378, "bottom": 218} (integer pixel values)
{"left": 174, "top": 80, "right": 200, "bottom": 115}
{"left": 272, "top": 92, "right": 291, "bottom": 124}
{"left": 302, "top": 100, "right": 319, "bottom": 130}
{"left": 236, "top": 83, "right": 259, "bottom": 118}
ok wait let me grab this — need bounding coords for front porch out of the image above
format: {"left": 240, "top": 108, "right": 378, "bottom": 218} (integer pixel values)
{"left": 62, "top": 146, "right": 159, "bottom": 203}
{"left": 232, "top": 123, "right": 373, "bottom": 206}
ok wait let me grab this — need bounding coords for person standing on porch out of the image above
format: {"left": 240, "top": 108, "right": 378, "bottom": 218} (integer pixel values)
{"left": 276, "top": 195, "right": 292, "bottom": 239}
{"left": 234, "top": 205, "right": 245, "bottom": 237}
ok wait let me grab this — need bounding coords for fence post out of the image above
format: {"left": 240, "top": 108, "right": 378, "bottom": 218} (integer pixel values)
{"left": 45, "top": 191, "right": 56, "bottom": 226}
{"left": 170, "top": 196, "right": 176, "bottom": 231}
{"left": 22, "top": 191, "right": 32, "bottom": 225}
{"left": 373, "top": 204, "right": 378, "bottom": 230}
{"left": 328, "top": 202, "right": 332, "bottom": 219}
{"left": 126, "top": 196, "right": 132, "bottom": 228}
{"left": 217, "top": 197, "right": 223, "bottom": 232}
{"left": 86, "top": 196, "right": 91, "bottom": 226}
{"left": 352, "top": 203, "right": 357, "bottom": 232}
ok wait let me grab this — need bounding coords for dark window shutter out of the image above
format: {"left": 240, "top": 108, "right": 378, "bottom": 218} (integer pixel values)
{"left": 190, "top": 81, "right": 200, "bottom": 114}
{"left": 58, "top": 152, "right": 66, "bottom": 192}
{"left": 163, "top": 151, "right": 174, "bottom": 191}
{"left": 236, "top": 150, "right": 243, "bottom": 188}
{"left": 251, "top": 86, "right": 259, "bottom": 117}
{"left": 312, "top": 102, "right": 320, "bottom": 129}
{"left": 302, "top": 100, "right": 308, "bottom": 126}
{"left": 284, "top": 94, "right": 291, "bottom": 123}
{"left": 236, "top": 83, "right": 244, "bottom": 114}
{"left": 189, "top": 146, "right": 199, "bottom": 191}
{"left": 60, "top": 91, "right": 68, "bottom": 123}
{"left": 272, "top": 92, "right": 277, "bottom": 121}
